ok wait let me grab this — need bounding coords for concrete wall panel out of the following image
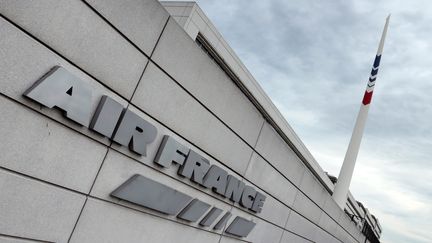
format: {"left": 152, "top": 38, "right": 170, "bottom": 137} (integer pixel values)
{"left": 323, "top": 197, "right": 343, "bottom": 222}
{"left": 255, "top": 122, "right": 306, "bottom": 186}
{"left": 132, "top": 62, "right": 252, "bottom": 175}
{"left": 0, "top": 236, "right": 45, "bottom": 243}
{"left": 313, "top": 229, "right": 340, "bottom": 243}
{"left": 285, "top": 211, "right": 319, "bottom": 241}
{"left": 219, "top": 236, "right": 248, "bottom": 243}
{"left": 152, "top": 18, "right": 264, "bottom": 146}
{"left": 299, "top": 170, "right": 328, "bottom": 207}
{"left": 336, "top": 226, "right": 358, "bottom": 243}
{"left": 292, "top": 192, "right": 323, "bottom": 225}
{"left": 280, "top": 231, "right": 312, "bottom": 243}
{"left": 0, "top": 169, "right": 85, "bottom": 243}
{"left": 0, "top": 96, "right": 107, "bottom": 193}
{"left": 69, "top": 199, "right": 221, "bottom": 243}
{"left": 85, "top": 0, "right": 169, "bottom": 56}
{"left": 338, "top": 214, "right": 360, "bottom": 242}
{"left": 0, "top": 16, "right": 129, "bottom": 144}
{"left": 240, "top": 180, "right": 291, "bottom": 228}
{"left": 244, "top": 153, "right": 298, "bottom": 207}
{"left": 0, "top": 0, "right": 147, "bottom": 99}
{"left": 228, "top": 207, "right": 284, "bottom": 243}
{"left": 318, "top": 212, "right": 339, "bottom": 237}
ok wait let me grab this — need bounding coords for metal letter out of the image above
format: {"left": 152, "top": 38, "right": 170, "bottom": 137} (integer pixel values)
{"left": 154, "top": 135, "right": 189, "bottom": 168}
{"left": 199, "top": 207, "right": 223, "bottom": 227}
{"left": 89, "top": 95, "right": 124, "bottom": 137}
{"left": 213, "top": 212, "right": 232, "bottom": 231}
{"left": 251, "top": 192, "right": 266, "bottom": 213}
{"left": 113, "top": 109, "right": 157, "bottom": 156}
{"left": 177, "top": 199, "right": 211, "bottom": 222}
{"left": 240, "top": 186, "right": 256, "bottom": 209}
{"left": 111, "top": 174, "right": 193, "bottom": 215}
{"left": 202, "top": 165, "right": 228, "bottom": 196}
{"left": 178, "top": 150, "right": 210, "bottom": 184}
{"left": 225, "top": 216, "right": 256, "bottom": 237}
{"left": 224, "top": 175, "right": 245, "bottom": 203}
{"left": 24, "top": 66, "right": 92, "bottom": 126}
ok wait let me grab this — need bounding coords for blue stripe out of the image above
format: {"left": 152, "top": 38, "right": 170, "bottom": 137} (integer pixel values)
{"left": 373, "top": 55, "right": 381, "bottom": 68}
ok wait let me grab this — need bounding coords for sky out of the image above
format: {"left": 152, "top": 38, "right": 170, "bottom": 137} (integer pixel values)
{"left": 189, "top": 0, "right": 432, "bottom": 242}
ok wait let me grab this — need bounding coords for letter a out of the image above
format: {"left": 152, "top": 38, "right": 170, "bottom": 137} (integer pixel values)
{"left": 24, "top": 66, "right": 93, "bottom": 126}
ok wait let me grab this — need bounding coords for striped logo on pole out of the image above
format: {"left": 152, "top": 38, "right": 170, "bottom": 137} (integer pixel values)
{"left": 362, "top": 54, "right": 381, "bottom": 105}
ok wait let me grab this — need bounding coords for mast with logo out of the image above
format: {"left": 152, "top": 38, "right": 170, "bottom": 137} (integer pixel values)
{"left": 332, "top": 15, "right": 390, "bottom": 209}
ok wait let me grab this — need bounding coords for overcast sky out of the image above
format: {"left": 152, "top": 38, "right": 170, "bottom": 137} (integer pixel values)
{"left": 191, "top": 0, "right": 432, "bottom": 242}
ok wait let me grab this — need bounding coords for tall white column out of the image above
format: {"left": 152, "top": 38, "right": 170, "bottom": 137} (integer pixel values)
{"left": 333, "top": 15, "right": 390, "bottom": 209}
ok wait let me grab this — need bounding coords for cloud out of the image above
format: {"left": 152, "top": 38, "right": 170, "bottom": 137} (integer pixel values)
{"left": 193, "top": 0, "right": 432, "bottom": 242}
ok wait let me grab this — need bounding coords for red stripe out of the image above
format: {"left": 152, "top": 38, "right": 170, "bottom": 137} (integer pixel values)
{"left": 362, "top": 91, "right": 373, "bottom": 105}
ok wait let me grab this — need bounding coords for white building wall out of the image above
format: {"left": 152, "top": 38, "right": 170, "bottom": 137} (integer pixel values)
{"left": 0, "top": 0, "right": 368, "bottom": 242}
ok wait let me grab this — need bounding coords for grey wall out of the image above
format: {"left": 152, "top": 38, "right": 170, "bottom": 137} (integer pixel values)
{"left": 0, "top": 0, "right": 365, "bottom": 242}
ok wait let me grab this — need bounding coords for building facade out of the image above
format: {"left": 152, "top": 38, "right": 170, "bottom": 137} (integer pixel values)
{"left": 0, "top": 1, "right": 381, "bottom": 242}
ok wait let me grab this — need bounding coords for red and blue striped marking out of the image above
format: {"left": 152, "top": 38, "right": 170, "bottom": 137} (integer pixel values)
{"left": 362, "top": 54, "right": 381, "bottom": 105}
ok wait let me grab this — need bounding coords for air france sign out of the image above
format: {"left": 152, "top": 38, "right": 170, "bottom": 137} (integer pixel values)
{"left": 24, "top": 66, "right": 266, "bottom": 237}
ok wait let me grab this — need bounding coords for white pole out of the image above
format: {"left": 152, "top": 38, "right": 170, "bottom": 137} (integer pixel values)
{"left": 332, "top": 15, "right": 390, "bottom": 209}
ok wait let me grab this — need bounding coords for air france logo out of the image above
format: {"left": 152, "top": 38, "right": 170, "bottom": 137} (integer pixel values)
{"left": 24, "top": 66, "right": 266, "bottom": 237}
